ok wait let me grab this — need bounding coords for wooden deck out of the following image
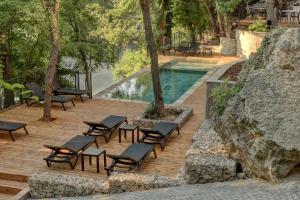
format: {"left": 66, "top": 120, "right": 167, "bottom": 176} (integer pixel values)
{"left": 0, "top": 84, "right": 207, "bottom": 180}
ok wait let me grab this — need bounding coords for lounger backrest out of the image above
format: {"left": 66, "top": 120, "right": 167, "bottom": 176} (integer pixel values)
{"left": 101, "top": 115, "right": 127, "bottom": 129}
{"left": 121, "top": 143, "right": 153, "bottom": 162}
{"left": 26, "top": 82, "right": 44, "bottom": 99}
{"left": 153, "top": 122, "right": 178, "bottom": 136}
{"left": 63, "top": 135, "right": 95, "bottom": 153}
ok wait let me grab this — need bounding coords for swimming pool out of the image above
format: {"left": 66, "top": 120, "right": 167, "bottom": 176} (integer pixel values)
{"left": 104, "top": 66, "right": 207, "bottom": 104}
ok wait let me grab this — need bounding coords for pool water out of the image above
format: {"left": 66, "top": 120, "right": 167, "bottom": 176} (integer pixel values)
{"left": 105, "top": 68, "right": 207, "bottom": 104}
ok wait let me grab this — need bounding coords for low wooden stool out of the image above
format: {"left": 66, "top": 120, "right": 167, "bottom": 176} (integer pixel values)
{"left": 81, "top": 147, "right": 106, "bottom": 173}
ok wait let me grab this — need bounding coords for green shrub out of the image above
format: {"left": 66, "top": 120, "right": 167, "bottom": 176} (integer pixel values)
{"left": 248, "top": 20, "right": 268, "bottom": 32}
{"left": 113, "top": 49, "right": 150, "bottom": 80}
{"left": 210, "top": 79, "right": 244, "bottom": 117}
{"left": 143, "top": 102, "right": 160, "bottom": 119}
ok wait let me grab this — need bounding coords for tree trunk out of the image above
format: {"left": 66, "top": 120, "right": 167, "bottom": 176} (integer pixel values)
{"left": 43, "top": 0, "right": 60, "bottom": 122}
{"left": 2, "top": 34, "right": 14, "bottom": 108}
{"left": 79, "top": 50, "right": 92, "bottom": 98}
{"left": 266, "top": 0, "right": 277, "bottom": 27}
{"left": 163, "top": 0, "right": 173, "bottom": 40}
{"left": 203, "top": 0, "right": 219, "bottom": 37}
{"left": 140, "top": 0, "right": 165, "bottom": 117}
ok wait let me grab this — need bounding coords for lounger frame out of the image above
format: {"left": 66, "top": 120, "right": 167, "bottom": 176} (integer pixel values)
{"left": 105, "top": 145, "right": 156, "bottom": 176}
{"left": 139, "top": 124, "right": 180, "bottom": 151}
{"left": 83, "top": 118, "right": 128, "bottom": 143}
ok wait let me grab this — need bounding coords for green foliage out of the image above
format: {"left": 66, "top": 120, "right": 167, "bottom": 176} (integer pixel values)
{"left": 113, "top": 49, "right": 150, "bottom": 80}
{"left": 144, "top": 102, "right": 160, "bottom": 119}
{"left": 172, "top": 0, "right": 208, "bottom": 39}
{"left": 0, "top": 79, "right": 38, "bottom": 101}
{"left": 248, "top": 20, "right": 268, "bottom": 32}
{"left": 215, "top": 0, "right": 242, "bottom": 15}
{"left": 210, "top": 79, "right": 244, "bottom": 117}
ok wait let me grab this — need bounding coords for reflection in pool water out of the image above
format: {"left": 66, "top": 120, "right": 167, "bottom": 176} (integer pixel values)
{"left": 105, "top": 68, "right": 207, "bottom": 104}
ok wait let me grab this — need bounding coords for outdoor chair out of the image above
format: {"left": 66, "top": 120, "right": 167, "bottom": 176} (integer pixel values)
{"left": 139, "top": 121, "right": 180, "bottom": 151}
{"left": 0, "top": 120, "right": 29, "bottom": 141}
{"left": 186, "top": 43, "right": 200, "bottom": 56}
{"left": 105, "top": 143, "right": 156, "bottom": 176}
{"left": 53, "top": 79, "right": 90, "bottom": 103}
{"left": 25, "top": 82, "right": 75, "bottom": 111}
{"left": 174, "top": 42, "right": 190, "bottom": 56}
{"left": 83, "top": 115, "right": 128, "bottom": 143}
{"left": 43, "top": 135, "right": 96, "bottom": 169}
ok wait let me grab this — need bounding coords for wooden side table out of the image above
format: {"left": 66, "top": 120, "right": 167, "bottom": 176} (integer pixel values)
{"left": 118, "top": 124, "right": 139, "bottom": 144}
{"left": 81, "top": 147, "right": 106, "bottom": 173}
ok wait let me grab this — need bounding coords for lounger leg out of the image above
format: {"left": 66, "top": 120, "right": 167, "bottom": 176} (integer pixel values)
{"left": 103, "top": 151, "right": 107, "bottom": 168}
{"left": 61, "top": 103, "right": 66, "bottom": 111}
{"left": 71, "top": 100, "right": 75, "bottom": 107}
{"left": 119, "top": 129, "right": 121, "bottom": 143}
{"left": 104, "top": 136, "right": 109, "bottom": 143}
{"left": 153, "top": 149, "right": 157, "bottom": 158}
{"left": 79, "top": 95, "right": 84, "bottom": 103}
{"left": 24, "top": 127, "right": 29, "bottom": 135}
{"left": 89, "top": 156, "right": 92, "bottom": 165}
{"left": 8, "top": 130, "right": 15, "bottom": 142}
{"left": 45, "top": 160, "right": 52, "bottom": 167}
{"left": 132, "top": 130, "right": 134, "bottom": 144}
{"left": 96, "top": 157, "right": 100, "bottom": 173}
{"left": 94, "top": 140, "right": 99, "bottom": 148}
{"left": 81, "top": 155, "right": 85, "bottom": 171}
{"left": 177, "top": 127, "right": 180, "bottom": 135}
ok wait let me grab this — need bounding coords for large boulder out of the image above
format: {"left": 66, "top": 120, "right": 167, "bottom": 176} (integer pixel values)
{"left": 183, "top": 120, "right": 237, "bottom": 184}
{"left": 215, "top": 28, "right": 300, "bottom": 182}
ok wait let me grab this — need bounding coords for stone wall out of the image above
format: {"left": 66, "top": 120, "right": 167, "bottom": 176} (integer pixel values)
{"left": 236, "top": 30, "right": 266, "bottom": 58}
{"left": 133, "top": 107, "right": 193, "bottom": 128}
{"left": 29, "top": 172, "right": 109, "bottom": 199}
{"left": 219, "top": 37, "right": 237, "bottom": 56}
{"left": 108, "top": 173, "right": 185, "bottom": 194}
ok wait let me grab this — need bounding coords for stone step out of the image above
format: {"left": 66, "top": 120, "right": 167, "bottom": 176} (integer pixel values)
{"left": 0, "top": 178, "right": 27, "bottom": 194}
{"left": 0, "top": 192, "right": 14, "bottom": 200}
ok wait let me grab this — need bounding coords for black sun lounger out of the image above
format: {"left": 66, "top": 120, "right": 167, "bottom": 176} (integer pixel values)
{"left": 83, "top": 115, "right": 128, "bottom": 143}
{"left": 44, "top": 135, "right": 96, "bottom": 169}
{"left": 53, "top": 80, "right": 89, "bottom": 103}
{"left": 25, "top": 82, "right": 76, "bottom": 111}
{"left": 139, "top": 122, "right": 180, "bottom": 151}
{"left": 0, "top": 121, "right": 29, "bottom": 141}
{"left": 105, "top": 143, "right": 156, "bottom": 176}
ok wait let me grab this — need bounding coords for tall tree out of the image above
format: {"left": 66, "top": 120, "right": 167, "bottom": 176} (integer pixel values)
{"left": 139, "top": 0, "right": 165, "bottom": 116}
{"left": 43, "top": 0, "right": 60, "bottom": 121}
{"left": 202, "top": 0, "right": 219, "bottom": 37}
{"left": 266, "top": 0, "right": 277, "bottom": 27}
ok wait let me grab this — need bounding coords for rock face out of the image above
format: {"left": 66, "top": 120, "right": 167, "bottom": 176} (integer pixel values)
{"left": 183, "top": 120, "right": 237, "bottom": 184}
{"left": 215, "top": 28, "right": 300, "bottom": 181}
{"left": 29, "top": 172, "right": 109, "bottom": 199}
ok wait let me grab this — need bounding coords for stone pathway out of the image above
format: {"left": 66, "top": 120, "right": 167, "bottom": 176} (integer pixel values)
{"left": 46, "top": 177, "right": 300, "bottom": 200}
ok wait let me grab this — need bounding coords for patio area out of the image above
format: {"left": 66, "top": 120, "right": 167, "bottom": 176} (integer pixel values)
{"left": 0, "top": 56, "right": 239, "bottom": 199}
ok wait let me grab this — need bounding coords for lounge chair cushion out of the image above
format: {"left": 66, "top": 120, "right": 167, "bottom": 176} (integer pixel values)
{"left": 51, "top": 95, "right": 75, "bottom": 103}
{"left": 152, "top": 122, "right": 178, "bottom": 136}
{"left": 101, "top": 115, "right": 127, "bottom": 129}
{"left": 0, "top": 121, "right": 26, "bottom": 131}
{"left": 121, "top": 143, "right": 154, "bottom": 163}
{"left": 62, "top": 135, "right": 95, "bottom": 153}
{"left": 56, "top": 88, "right": 88, "bottom": 95}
